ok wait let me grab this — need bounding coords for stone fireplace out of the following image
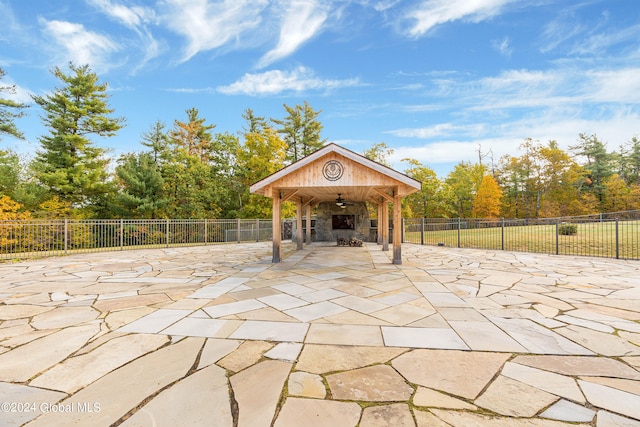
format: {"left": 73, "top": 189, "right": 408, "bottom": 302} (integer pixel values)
{"left": 314, "top": 201, "right": 370, "bottom": 242}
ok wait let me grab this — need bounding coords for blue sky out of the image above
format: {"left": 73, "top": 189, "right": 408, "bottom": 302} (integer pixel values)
{"left": 1, "top": 0, "right": 639, "bottom": 176}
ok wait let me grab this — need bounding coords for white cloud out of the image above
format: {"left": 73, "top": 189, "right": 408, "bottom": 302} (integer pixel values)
{"left": 217, "top": 66, "right": 360, "bottom": 96}
{"left": 86, "top": 0, "right": 156, "bottom": 28}
{"left": 491, "top": 36, "right": 512, "bottom": 57}
{"left": 388, "top": 108, "right": 640, "bottom": 174}
{"left": 586, "top": 68, "right": 640, "bottom": 104}
{"left": 162, "top": 0, "right": 267, "bottom": 63}
{"left": 0, "top": 76, "right": 33, "bottom": 104}
{"left": 38, "top": 18, "right": 120, "bottom": 71}
{"left": 258, "top": 0, "right": 329, "bottom": 68}
{"left": 570, "top": 23, "right": 640, "bottom": 56}
{"left": 86, "top": 0, "right": 161, "bottom": 71}
{"left": 404, "top": 0, "right": 514, "bottom": 38}
{"left": 539, "top": 14, "right": 585, "bottom": 53}
{"left": 386, "top": 123, "right": 486, "bottom": 139}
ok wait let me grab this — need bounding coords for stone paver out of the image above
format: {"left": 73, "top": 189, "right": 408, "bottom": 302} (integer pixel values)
{"left": 230, "top": 360, "right": 291, "bottom": 427}
{"left": 474, "top": 375, "right": 559, "bottom": 417}
{"left": 274, "top": 398, "right": 361, "bottom": 427}
{"left": 326, "top": 364, "right": 414, "bottom": 401}
{"left": 287, "top": 371, "right": 326, "bottom": 398}
{"left": 1, "top": 242, "right": 639, "bottom": 426}
{"left": 392, "top": 349, "right": 510, "bottom": 399}
{"left": 360, "top": 403, "right": 416, "bottom": 427}
{"left": 120, "top": 363, "right": 232, "bottom": 427}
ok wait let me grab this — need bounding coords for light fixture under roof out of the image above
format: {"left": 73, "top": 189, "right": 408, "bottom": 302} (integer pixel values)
{"left": 336, "top": 194, "right": 344, "bottom": 206}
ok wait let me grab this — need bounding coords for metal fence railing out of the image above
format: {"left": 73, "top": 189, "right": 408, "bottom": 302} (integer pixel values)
{"left": 3, "top": 211, "right": 639, "bottom": 261}
{"left": 403, "top": 210, "right": 640, "bottom": 260}
{"left": 0, "top": 218, "right": 282, "bottom": 260}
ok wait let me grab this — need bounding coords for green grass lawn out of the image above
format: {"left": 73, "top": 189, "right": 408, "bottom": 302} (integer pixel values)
{"left": 404, "top": 220, "right": 640, "bottom": 260}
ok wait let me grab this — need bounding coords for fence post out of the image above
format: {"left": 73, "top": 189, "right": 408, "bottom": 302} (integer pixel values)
{"left": 64, "top": 219, "right": 68, "bottom": 254}
{"left": 401, "top": 218, "right": 405, "bottom": 243}
{"left": 237, "top": 218, "right": 241, "bottom": 243}
{"left": 555, "top": 218, "right": 559, "bottom": 255}
{"left": 420, "top": 218, "right": 424, "bottom": 245}
{"left": 615, "top": 218, "right": 619, "bottom": 259}
{"left": 501, "top": 218, "right": 505, "bottom": 251}
{"left": 457, "top": 218, "right": 461, "bottom": 248}
{"left": 204, "top": 219, "right": 208, "bottom": 245}
{"left": 120, "top": 219, "right": 124, "bottom": 250}
{"left": 256, "top": 219, "right": 260, "bottom": 242}
{"left": 166, "top": 218, "right": 170, "bottom": 248}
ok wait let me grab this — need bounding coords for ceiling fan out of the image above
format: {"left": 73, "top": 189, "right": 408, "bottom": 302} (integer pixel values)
{"left": 335, "top": 194, "right": 352, "bottom": 208}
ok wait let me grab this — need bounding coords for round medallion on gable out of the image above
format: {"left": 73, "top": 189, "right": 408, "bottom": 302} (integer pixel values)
{"left": 323, "top": 160, "right": 344, "bottom": 181}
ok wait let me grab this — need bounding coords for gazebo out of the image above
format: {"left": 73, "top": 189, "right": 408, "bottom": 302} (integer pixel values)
{"left": 250, "top": 143, "right": 421, "bottom": 264}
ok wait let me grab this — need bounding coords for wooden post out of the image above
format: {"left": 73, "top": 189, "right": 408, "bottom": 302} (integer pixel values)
{"left": 305, "top": 202, "right": 312, "bottom": 245}
{"left": 296, "top": 200, "right": 303, "bottom": 250}
{"left": 393, "top": 191, "right": 402, "bottom": 264}
{"left": 272, "top": 194, "right": 281, "bottom": 263}
{"left": 382, "top": 199, "right": 389, "bottom": 251}
{"left": 377, "top": 202, "right": 383, "bottom": 245}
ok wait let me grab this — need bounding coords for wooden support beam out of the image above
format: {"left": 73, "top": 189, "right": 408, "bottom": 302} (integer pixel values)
{"left": 377, "top": 200, "right": 383, "bottom": 245}
{"left": 305, "top": 202, "right": 312, "bottom": 245}
{"left": 272, "top": 196, "right": 281, "bottom": 263}
{"left": 302, "top": 196, "right": 315, "bottom": 208}
{"left": 296, "top": 200, "right": 303, "bottom": 250}
{"left": 393, "top": 190, "right": 402, "bottom": 264}
{"left": 382, "top": 199, "right": 389, "bottom": 251}
{"left": 280, "top": 189, "right": 299, "bottom": 203}
{"left": 373, "top": 188, "right": 393, "bottom": 202}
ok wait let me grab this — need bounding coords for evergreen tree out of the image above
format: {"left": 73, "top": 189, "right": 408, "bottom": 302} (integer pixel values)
{"left": 141, "top": 120, "right": 171, "bottom": 164}
{"left": 163, "top": 109, "right": 221, "bottom": 218}
{"left": 210, "top": 132, "right": 242, "bottom": 217}
{"left": 570, "top": 133, "right": 613, "bottom": 205}
{"left": 272, "top": 101, "right": 326, "bottom": 163}
{"left": 241, "top": 108, "right": 268, "bottom": 135}
{"left": 621, "top": 136, "right": 640, "bottom": 185}
{"left": 0, "top": 68, "right": 27, "bottom": 141}
{"left": 0, "top": 149, "right": 20, "bottom": 197}
{"left": 31, "top": 63, "right": 124, "bottom": 214}
{"left": 170, "top": 108, "right": 215, "bottom": 162}
{"left": 115, "top": 152, "right": 166, "bottom": 218}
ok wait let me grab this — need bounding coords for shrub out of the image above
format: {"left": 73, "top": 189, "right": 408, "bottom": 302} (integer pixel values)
{"left": 558, "top": 222, "right": 578, "bottom": 235}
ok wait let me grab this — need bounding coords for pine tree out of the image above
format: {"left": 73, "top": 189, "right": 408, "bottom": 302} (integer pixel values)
{"left": 570, "top": 133, "right": 613, "bottom": 206}
{"left": 0, "top": 68, "right": 27, "bottom": 141}
{"left": 115, "top": 152, "right": 166, "bottom": 218}
{"left": 31, "top": 63, "right": 124, "bottom": 213}
{"left": 170, "top": 108, "right": 215, "bottom": 162}
{"left": 141, "top": 120, "right": 170, "bottom": 164}
{"left": 272, "top": 101, "right": 326, "bottom": 163}
{"left": 241, "top": 108, "right": 268, "bottom": 135}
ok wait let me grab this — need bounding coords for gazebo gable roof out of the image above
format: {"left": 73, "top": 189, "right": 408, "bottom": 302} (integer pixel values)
{"left": 250, "top": 143, "right": 421, "bottom": 202}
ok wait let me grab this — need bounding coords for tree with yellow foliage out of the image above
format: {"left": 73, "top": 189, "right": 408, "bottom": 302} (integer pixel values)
{"left": 472, "top": 175, "right": 503, "bottom": 218}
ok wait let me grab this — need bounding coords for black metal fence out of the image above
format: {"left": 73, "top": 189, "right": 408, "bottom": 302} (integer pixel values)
{"left": 403, "top": 210, "right": 640, "bottom": 260}
{"left": 0, "top": 218, "right": 280, "bottom": 260}
{"left": 3, "top": 211, "right": 639, "bottom": 261}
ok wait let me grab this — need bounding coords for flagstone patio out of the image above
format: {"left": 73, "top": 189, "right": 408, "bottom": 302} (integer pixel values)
{"left": 1, "top": 242, "right": 640, "bottom": 426}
